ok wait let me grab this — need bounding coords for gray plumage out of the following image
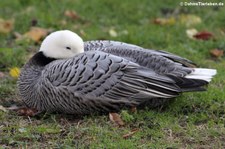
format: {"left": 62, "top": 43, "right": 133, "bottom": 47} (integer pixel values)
{"left": 18, "top": 51, "right": 182, "bottom": 114}
{"left": 18, "top": 30, "right": 216, "bottom": 115}
{"left": 84, "top": 40, "right": 194, "bottom": 76}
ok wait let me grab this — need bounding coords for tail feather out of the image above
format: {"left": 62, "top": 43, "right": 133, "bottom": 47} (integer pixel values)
{"left": 168, "top": 75, "right": 208, "bottom": 92}
{"left": 185, "top": 68, "right": 217, "bottom": 82}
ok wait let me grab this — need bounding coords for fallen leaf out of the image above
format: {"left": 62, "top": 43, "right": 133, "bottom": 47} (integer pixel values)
{"left": 79, "top": 29, "right": 86, "bottom": 36}
{"left": 23, "top": 27, "right": 49, "bottom": 42}
{"left": 122, "top": 128, "right": 139, "bottom": 139}
{"left": 109, "top": 29, "right": 118, "bottom": 37}
{"left": 179, "top": 14, "right": 202, "bottom": 27}
{"left": 13, "top": 32, "right": 23, "bottom": 39}
{"left": 17, "top": 107, "right": 39, "bottom": 116}
{"left": 186, "top": 28, "right": 198, "bottom": 39}
{"left": 0, "top": 18, "right": 14, "bottom": 34}
{"left": 6, "top": 105, "right": 21, "bottom": 110}
{"left": 60, "top": 20, "right": 67, "bottom": 26}
{"left": 109, "top": 112, "right": 125, "bottom": 126}
{"left": 130, "top": 106, "right": 137, "bottom": 113}
{"left": 0, "top": 72, "right": 5, "bottom": 78}
{"left": 210, "top": 49, "right": 224, "bottom": 58}
{"left": 153, "top": 17, "right": 176, "bottom": 25}
{"left": 9, "top": 67, "right": 20, "bottom": 78}
{"left": 0, "top": 105, "right": 8, "bottom": 112}
{"left": 193, "top": 31, "right": 213, "bottom": 40}
{"left": 64, "top": 10, "right": 80, "bottom": 20}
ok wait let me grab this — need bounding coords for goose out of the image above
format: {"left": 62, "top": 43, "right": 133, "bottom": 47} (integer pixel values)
{"left": 18, "top": 30, "right": 217, "bottom": 115}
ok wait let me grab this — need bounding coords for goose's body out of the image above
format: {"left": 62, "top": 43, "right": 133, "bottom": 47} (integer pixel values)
{"left": 18, "top": 30, "right": 216, "bottom": 114}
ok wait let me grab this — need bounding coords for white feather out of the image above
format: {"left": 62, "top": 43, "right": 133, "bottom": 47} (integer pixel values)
{"left": 185, "top": 68, "right": 217, "bottom": 82}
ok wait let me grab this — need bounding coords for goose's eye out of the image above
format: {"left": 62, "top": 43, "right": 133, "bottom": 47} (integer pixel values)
{"left": 66, "top": 47, "right": 71, "bottom": 50}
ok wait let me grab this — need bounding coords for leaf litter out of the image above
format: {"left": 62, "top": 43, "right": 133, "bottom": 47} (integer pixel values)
{"left": 9, "top": 67, "right": 20, "bottom": 78}
{"left": 193, "top": 31, "right": 214, "bottom": 40}
{"left": 64, "top": 10, "right": 80, "bottom": 20}
{"left": 186, "top": 29, "right": 214, "bottom": 40}
{"left": 0, "top": 18, "right": 14, "bottom": 34}
{"left": 16, "top": 27, "right": 52, "bottom": 43}
{"left": 153, "top": 14, "right": 202, "bottom": 26}
{"left": 109, "top": 112, "right": 125, "bottom": 126}
{"left": 210, "top": 49, "right": 224, "bottom": 58}
{"left": 122, "top": 128, "right": 139, "bottom": 139}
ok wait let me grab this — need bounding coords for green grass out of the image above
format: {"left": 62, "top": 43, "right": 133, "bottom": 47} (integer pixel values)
{"left": 0, "top": 0, "right": 225, "bottom": 148}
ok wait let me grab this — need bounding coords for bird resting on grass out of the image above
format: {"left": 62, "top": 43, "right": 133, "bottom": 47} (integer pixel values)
{"left": 18, "top": 30, "right": 217, "bottom": 115}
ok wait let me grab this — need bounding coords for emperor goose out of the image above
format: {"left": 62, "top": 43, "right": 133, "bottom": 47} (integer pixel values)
{"left": 18, "top": 30, "right": 217, "bottom": 114}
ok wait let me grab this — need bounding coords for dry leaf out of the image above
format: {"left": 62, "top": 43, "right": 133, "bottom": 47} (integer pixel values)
{"left": 23, "top": 27, "right": 49, "bottom": 42}
{"left": 179, "top": 14, "right": 202, "bottom": 27}
{"left": 0, "top": 18, "right": 14, "bottom": 33}
{"left": 193, "top": 31, "right": 213, "bottom": 40}
{"left": 17, "top": 107, "right": 39, "bottom": 116}
{"left": 130, "top": 106, "right": 137, "bottom": 113}
{"left": 13, "top": 32, "right": 23, "bottom": 39}
{"left": 109, "top": 112, "right": 125, "bottom": 126}
{"left": 0, "top": 72, "right": 5, "bottom": 78}
{"left": 210, "top": 49, "right": 224, "bottom": 58}
{"left": 60, "top": 20, "right": 67, "bottom": 26}
{"left": 109, "top": 29, "right": 118, "bottom": 37}
{"left": 9, "top": 67, "right": 20, "bottom": 78}
{"left": 122, "top": 128, "right": 139, "bottom": 139}
{"left": 153, "top": 17, "right": 176, "bottom": 25}
{"left": 0, "top": 105, "right": 8, "bottom": 112}
{"left": 186, "top": 28, "right": 198, "bottom": 39}
{"left": 79, "top": 30, "right": 86, "bottom": 36}
{"left": 64, "top": 10, "right": 80, "bottom": 20}
{"left": 6, "top": 105, "right": 21, "bottom": 110}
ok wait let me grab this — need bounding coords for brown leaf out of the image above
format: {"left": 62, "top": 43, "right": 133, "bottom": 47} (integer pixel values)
{"left": 122, "top": 128, "right": 139, "bottom": 139}
{"left": 13, "top": 32, "right": 23, "bottom": 39}
{"left": 23, "top": 27, "right": 49, "bottom": 42}
{"left": 210, "top": 49, "right": 224, "bottom": 58}
{"left": 64, "top": 10, "right": 80, "bottom": 20}
{"left": 193, "top": 31, "right": 213, "bottom": 40}
{"left": 130, "top": 106, "right": 137, "bottom": 113}
{"left": 0, "top": 18, "right": 14, "bottom": 33}
{"left": 153, "top": 17, "right": 176, "bottom": 25}
{"left": 16, "top": 27, "right": 51, "bottom": 42}
{"left": 0, "top": 72, "right": 5, "bottom": 78}
{"left": 17, "top": 107, "right": 39, "bottom": 116}
{"left": 109, "top": 112, "right": 125, "bottom": 126}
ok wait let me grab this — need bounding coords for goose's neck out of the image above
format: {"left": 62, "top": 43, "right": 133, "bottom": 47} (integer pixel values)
{"left": 18, "top": 52, "right": 56, "bottom": 109}
{"left": 29, "top": 51, "right": 56, "bottom": 66}
{"left": 18, "top": 51, "right": 56, "bottom": 88}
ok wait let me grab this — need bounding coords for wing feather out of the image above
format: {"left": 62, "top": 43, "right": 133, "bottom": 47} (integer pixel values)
{"left": 84, "top": 40, "right": 194, "bottom": 76}
{"left": 42, "top": 51, "right": 181, "bottom": 104}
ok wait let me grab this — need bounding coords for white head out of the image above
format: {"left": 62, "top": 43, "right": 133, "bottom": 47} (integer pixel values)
{"left": 40, "top": 30, "right": 84, "bottom": 59}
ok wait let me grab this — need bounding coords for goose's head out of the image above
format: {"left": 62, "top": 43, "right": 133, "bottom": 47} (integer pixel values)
{"left": 40, "top": 30, "right": 84, "bottom": 59}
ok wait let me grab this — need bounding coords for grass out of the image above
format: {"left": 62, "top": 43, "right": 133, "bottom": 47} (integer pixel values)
{"left": 0, "top": 0, "right": 225, "bottom": 148}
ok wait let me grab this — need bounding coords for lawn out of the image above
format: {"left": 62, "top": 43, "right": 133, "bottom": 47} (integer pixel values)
{"left": 0, "top": 0, "right": 224, "bottom": 148}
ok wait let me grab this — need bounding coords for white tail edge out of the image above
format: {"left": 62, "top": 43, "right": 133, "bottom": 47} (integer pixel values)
{"left": 185, "top": 68, "right": 217, "bottom": 82}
